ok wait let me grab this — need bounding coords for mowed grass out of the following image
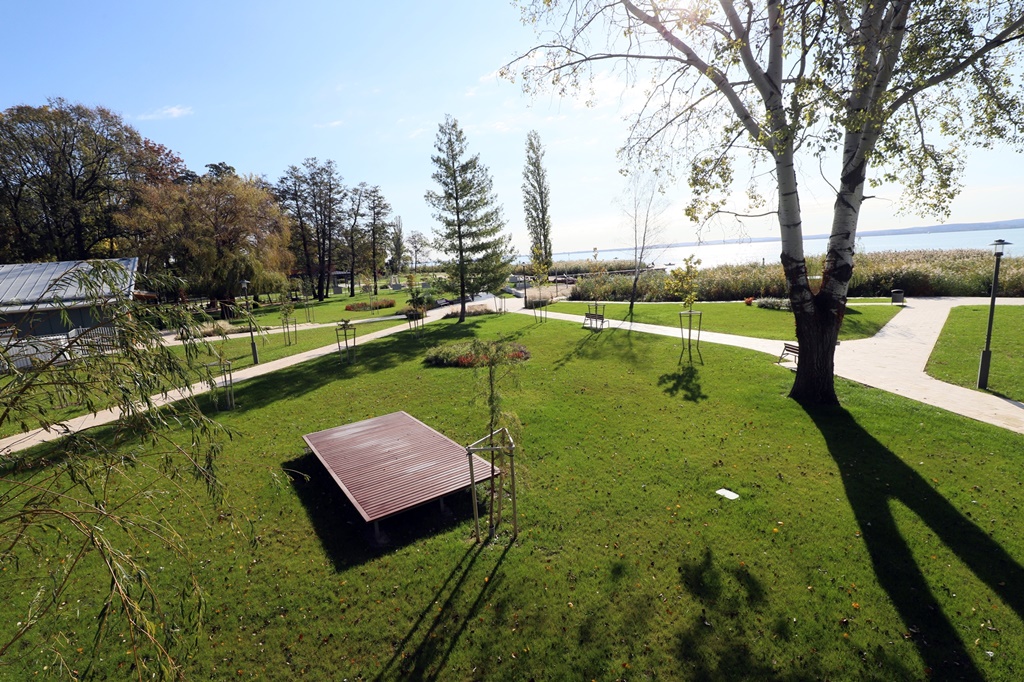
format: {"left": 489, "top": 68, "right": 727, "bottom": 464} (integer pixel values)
{"left": 230, "top": 289, "right": 410, "bottom": 328}
{"left": 178, "top": 317, "right": 407, "bottom": 373}
{"left": 0, "top": 319, "right": 406, "bottom": 439}
{"left": 549, "top": 300, "right": 903, "bottom": 340}
{"left": 3, "top": 314, "right": 1023, "bottom": 680}
{"left": 926, "top": 305, "right": 1024, "bottom": 402}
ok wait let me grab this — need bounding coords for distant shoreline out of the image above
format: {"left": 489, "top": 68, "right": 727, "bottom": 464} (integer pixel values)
{"left": 545, "top": 218, "right": 1024, "bottom": 261}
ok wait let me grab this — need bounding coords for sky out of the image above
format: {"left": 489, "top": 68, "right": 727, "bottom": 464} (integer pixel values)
{"left": 3, "top": 0, "right": 1023, "bottom": 260}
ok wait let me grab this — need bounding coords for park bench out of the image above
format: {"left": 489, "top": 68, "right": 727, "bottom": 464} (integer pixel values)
{"left": 778, "top": 340, "right": 840, "bottom": 364}
{"left": 779, "top": 342, "right": 800, "bottom": 363}
{"left": 583, "top": 312, "right": 607, "bottom": 330}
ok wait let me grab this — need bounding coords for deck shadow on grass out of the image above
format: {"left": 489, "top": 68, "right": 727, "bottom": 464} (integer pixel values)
{"left": 282, "top": 451, "right": 484, "bottom": 570}
{"left": 806, "top": 405, "right": 1024, "bottom": 681}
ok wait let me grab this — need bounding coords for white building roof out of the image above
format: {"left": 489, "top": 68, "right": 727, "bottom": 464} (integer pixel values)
{"left": 0, "top": 258, "right": 138, "bottom": 314}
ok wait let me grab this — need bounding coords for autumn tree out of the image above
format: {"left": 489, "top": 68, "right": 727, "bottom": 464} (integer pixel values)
{"left": 0, "top": 98, "right": 155, "bottom": 263}
{"left": 128, "top": 168, "right": 291, "bottom": 304}
{"left": 388, "top": 216, "right": 407, "bottom": 276}
{"left": 621, "top": 172, "right": 667, "bottom": 316}
{"left": 522, "top": 129, "right": 553, "bottom": 269}
{"left": 425, "top": 115, "right": 515, "bottom": 322}
{"left": 407, "top": 230, "right": 432, "bottom": 272}
{"left": 276, "top": 164, "right": 316, "bottom": 287}
{"left": 365, "top": 185, "right": 392, "bottom": 294}
{"left": 341, "top": 182, "right": 368, "bottom": 296}
{"left": 512, "top": 0, "right": 1024, "bottom": 404}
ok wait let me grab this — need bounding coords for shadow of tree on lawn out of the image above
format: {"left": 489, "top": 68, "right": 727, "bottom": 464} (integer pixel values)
{"left": 806, "top": 405, "right": 1024, "bottom": 681}
{"left": 658, "top": 360, "right": 708, "bottom": 402}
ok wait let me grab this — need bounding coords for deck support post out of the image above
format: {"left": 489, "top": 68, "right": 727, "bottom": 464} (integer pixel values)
{"left": 467, "top": 449, "right": 481, "bottom": 542}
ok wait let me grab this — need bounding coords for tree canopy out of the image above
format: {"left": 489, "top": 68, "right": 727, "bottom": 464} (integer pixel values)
{"left": 512, "top": 0, "right": 1024, "bottom": 403}
{"left": 522, "top": 130, "right": 553, "bottom": 269}
{"left": 425, "top": 115, "right": 514, "bottom": 322}
{"left": 0, "top": 99, "right": 157, "bottom": 263}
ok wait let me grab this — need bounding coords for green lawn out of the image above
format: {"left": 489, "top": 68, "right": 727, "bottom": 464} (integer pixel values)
{"left": 3, "top": 314, "right": 1023, "bottom": 680}
{"left": 0, "top": 319, "right": 407, "bottom": 439}
{"left": 231, "top": 289, "right": 411, "bottom": 328}
{"left": 549, "top": 300, "right": 903, "bottom": 340}
{"left": 926, "top": 305, "right": 1024, "bottom": 402}
{"left": 181, "top": 317, "right": 407, "bottom": 372}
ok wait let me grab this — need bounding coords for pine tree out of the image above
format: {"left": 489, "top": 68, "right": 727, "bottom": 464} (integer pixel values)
{"left": 425, "top": 115, "right": 514, "bottom": 322}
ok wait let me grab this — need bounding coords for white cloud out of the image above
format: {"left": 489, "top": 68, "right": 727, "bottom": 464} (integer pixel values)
{"left": 314, "top": 119, "right": 346, "bottom": 129}
{"left": 136, "top": 105, "right": 193, "bottom": 120}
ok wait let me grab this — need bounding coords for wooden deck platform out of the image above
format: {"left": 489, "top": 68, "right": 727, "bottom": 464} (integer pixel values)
{"left": 302, "top": 411, "right": 497, "bottom": 523}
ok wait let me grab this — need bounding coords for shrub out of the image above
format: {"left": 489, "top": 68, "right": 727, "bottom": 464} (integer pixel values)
{"left": 345, "top": 298, "right": 396, "bottom": 311}
{"left": 524, "top": 297, "right": 553, "bottom": 309}
{"left": 443, "top": 304, "right": 492, "bottom": 319}
{"left": 569, "top": 271, "right": 669, "bottom": 302}
{"left": 424, "top": 340, "right": 531, "bottom": 368}
{"left": 755, "top": 296, "right": 791, "bottom": 310}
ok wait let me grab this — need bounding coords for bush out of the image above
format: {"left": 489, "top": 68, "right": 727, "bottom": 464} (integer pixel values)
{"left": 569, "top": 271, "right": 669, "bottom": 302}
{"left": 442, "top": 304, "right": 492, "bottom": 319}
{"left": 344, "top": 298, "right": 396, "bottom": 311}
{"left": 755, "top": 296, "right": 791, "bottom": 310}
{"left": 424, "top": 340, "right": 531, "bottom": 368}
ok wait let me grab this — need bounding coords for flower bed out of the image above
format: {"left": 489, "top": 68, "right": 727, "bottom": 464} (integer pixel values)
{"left": 345, "top": 298, "right": 395, "bottom": 311}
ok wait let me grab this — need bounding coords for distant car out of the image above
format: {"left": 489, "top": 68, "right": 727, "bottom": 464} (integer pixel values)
{"left": 553, "top": 275, "right": 577, "bottom": 284}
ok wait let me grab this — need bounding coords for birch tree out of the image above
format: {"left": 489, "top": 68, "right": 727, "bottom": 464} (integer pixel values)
{"left": 511, "top": 0, "right": 1024, "bottom": 404}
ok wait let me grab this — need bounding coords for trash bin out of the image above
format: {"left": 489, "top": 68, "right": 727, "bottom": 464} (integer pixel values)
{"left": 891, "top": 289, "right": 905, "bottom": 305}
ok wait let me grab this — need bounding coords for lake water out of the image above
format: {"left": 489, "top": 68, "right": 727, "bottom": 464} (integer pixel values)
{"left": 543, "top": 223, "right": 1024, "bottom": 270}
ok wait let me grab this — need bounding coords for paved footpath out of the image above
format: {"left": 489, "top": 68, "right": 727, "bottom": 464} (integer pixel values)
{"left": 3, "top": 296, "right": 1022, "bottom": 455}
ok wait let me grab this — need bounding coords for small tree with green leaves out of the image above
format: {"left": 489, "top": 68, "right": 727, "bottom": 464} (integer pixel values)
{"left": 0, "top": 261, "right": 230, "bottom": 679}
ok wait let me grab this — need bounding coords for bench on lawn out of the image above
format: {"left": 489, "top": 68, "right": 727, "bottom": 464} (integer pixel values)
{"left": 779, "top": 342, "right": 800, "bottom": 363}
{"left": 583, "top": 312, "right": 607, "bottom": 330}
{"left": 778, "top": 340, "right": 840, "bottom": 364}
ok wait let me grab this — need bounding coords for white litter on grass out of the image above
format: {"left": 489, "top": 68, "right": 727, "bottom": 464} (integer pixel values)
{"left": 716, "top": 488, "right": 739, "bottom": 500}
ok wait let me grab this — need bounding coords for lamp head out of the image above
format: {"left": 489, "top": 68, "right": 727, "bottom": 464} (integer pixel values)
{"left": 991, "top": 239, "right": 1011, "bottom": 256}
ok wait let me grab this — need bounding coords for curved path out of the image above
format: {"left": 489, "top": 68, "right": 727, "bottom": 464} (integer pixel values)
{"left": 2, "top": 296, "right": 1022, "bottom": 456}
{"left": 526, "top": 297, "right": 1024, "bottom": 434}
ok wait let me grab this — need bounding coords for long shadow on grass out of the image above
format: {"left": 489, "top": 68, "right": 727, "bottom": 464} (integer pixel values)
{"left": 671, "top": 547, "right": 861, "bottom": 679}
{"left": 374, "top": 542, "right": 512, "bottom": 681}
{"left": 225, "top": 319, "right": 487, "bottom": 415}
{"left": 282, "top": 451, "right": 483, "bottom": 570}
{"left": 807, "top": 405, "right": 1024, "bottom": 681}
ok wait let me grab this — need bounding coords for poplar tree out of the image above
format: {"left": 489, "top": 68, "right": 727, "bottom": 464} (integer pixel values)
{"left": 425, "top": 115, "right": 514, "bottom": 322}
{"left": 522, "top": 130, "right": 553, "bottom": 269}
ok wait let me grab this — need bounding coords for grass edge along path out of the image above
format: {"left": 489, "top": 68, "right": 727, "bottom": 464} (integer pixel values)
{"left": 2, "top": 315, "right": 1023, "bottom": 680}
{"left": 549, "top": 300, "right": 902, "bottom": 341}
{"left": 926, "top": 304, "right": 1024, "bottom": 403}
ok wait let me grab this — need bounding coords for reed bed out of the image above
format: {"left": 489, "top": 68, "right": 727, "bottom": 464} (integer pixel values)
{"left": 567, "top": 249, "right": 1023, "bottom": 301}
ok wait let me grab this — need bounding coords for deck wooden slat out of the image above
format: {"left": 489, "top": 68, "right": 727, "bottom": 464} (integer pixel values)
{"left": 302, "top": 411, "right": 497, "bottom": 522}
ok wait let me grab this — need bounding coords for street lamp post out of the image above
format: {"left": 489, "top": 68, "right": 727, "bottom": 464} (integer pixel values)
{"left": 241, "top": 280, "right": 259, "bottom": 365}
{"left": 977, "top": 239, "right": 1010, "bottom": 389}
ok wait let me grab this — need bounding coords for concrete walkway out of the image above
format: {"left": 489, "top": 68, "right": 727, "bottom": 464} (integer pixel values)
{"left": 2, "top": 295, "right": 1022, "bottom": 455}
